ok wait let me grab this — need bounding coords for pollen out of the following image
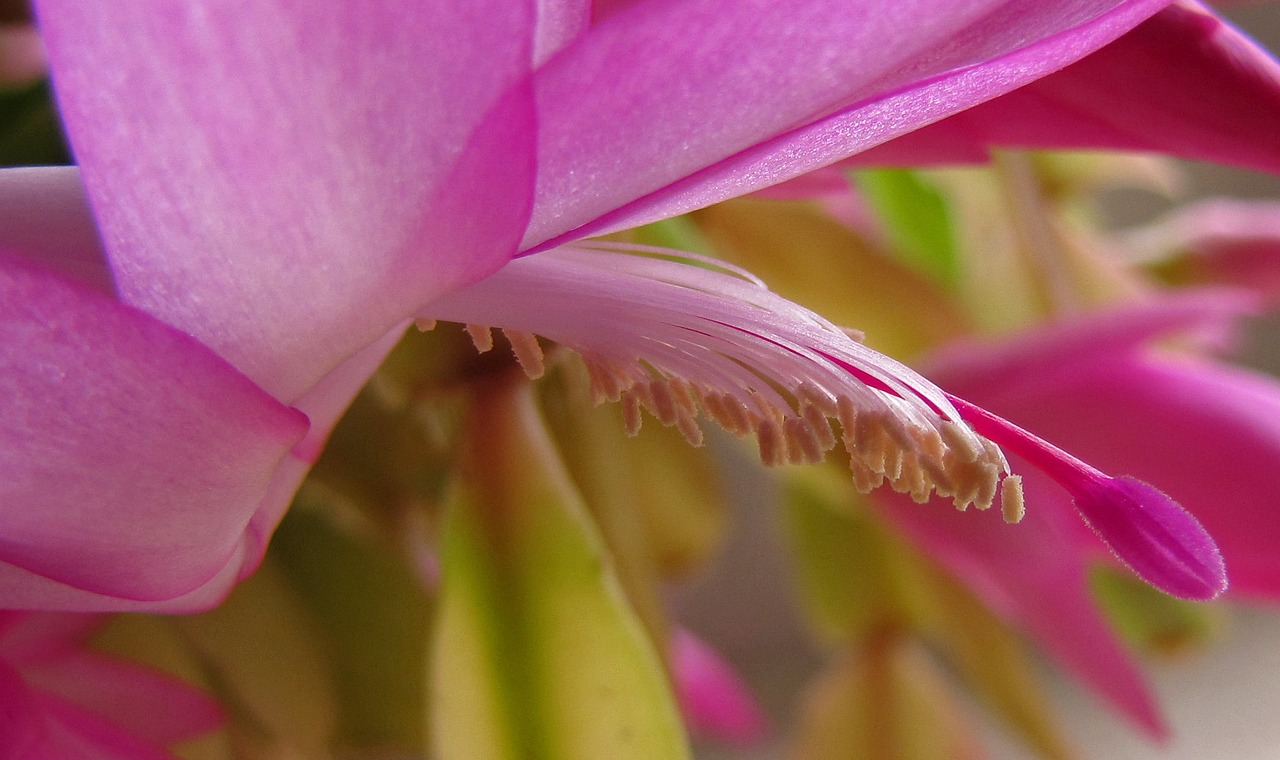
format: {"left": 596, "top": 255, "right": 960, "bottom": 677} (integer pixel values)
{"left": 573, "top": 350, "right": 1017, "bottom": 514}
{"left": 428, "top": 244, "right": 1026, "bottom": 521}
{"left": 465, "top": 323, "right": 494, "bottom": 353}
{"left": 1000, "top": 474, "right": 1025, "bottom": 523}
{"left": 503, "top": 329, "right": 546, "bottom": 379}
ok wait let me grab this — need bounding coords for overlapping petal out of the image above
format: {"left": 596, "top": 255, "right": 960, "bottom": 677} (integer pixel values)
{"left": 0, "top": 252, "right": 307, "bottom": 609}
{"left": 524, "top": 0, "right": 1171, "bottom": 248}
{"left": 34, "top": 0, "right": 539, "bottom": 401}
{"left": 852, "top": 2, "right": 1280, "bottom": 171}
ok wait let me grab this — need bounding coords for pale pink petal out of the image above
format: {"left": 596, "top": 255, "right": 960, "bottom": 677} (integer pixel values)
{"left": 524, "top": 0, "right": 1169, "bottom": 248}
{"left": 239, "top": 324, "right": 408, "bottom": 577}
{"left": 0, "top": 253, "right": 308, "bottom": 608}
{"left": 852, "top": 2, "right": 1280, "bottom": 172}
{"left": 424, "top": 243, "right": 973, "bottom": 438}
{"left": 36, "top": 1, "right": 538, "bottom": 401}
{"left": 671, "top": 629, "right": 768, "bottom": 746}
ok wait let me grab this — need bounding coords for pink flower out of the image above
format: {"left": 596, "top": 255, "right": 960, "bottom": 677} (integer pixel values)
{"left": 0, "top": 611, "right": 223, "bottom": 759}
{"left": 4, "top": 0, "right": 1280, "bottom": 610}
{"left": 874, "top": 291, "right": 1280, "bottom": 736}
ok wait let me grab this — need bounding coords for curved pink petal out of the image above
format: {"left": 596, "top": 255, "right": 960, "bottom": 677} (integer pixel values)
{"left": 535, "top": 0, "right": 591, "bottom": 64}
{"left": 851, "top": 2, "right": 1280, "bottom": 172}
{"left": 0, "top": 662, "right": 43, "bottom": 758}
{"left": 875, "top": 483, "right": 1166, "bottom": 735}
{"left": 0, "top": 252, "right": 308, "bottom": 608}
{"left": 524, "top": 0, "right": 1169, "bottom": 249}
{"left": 0, "top": 612, "right": 101, "bottom": 663}
{"left": 36, "top": 1, "right": 538, "bottom": 402}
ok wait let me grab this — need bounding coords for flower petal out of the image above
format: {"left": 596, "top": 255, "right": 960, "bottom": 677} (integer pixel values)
{"left": 671, "top": 629, "right": 768, "bottom": 746}
{"left": 984, "top": 354, "right": 1280, "bottom": 600}
{"left": 1123, "top": 200, "right": 1280, "bottom": 305}
{"left": 524, "top": 0, "right": 1168, "bottom": 248}
{"left": 36, "top": 1, "right": 538, "bottom": 401}
{"left": 24, "top": 651, "right": 223, "bottom": 744}
{"left": 852, "top": 2, "right": 1280, "bottom": 172}
{"left": 0, "top": 252, "right": 307, "bottom": 608}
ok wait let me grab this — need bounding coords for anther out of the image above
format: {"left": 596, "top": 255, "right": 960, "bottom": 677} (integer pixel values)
{"left": 1000, "top": 475, "right": 1025, "bottom": 524}
{"left": 465, "top": 324, "right": 494, "bottom": 353}
{"left": 802, "top": 403, "right": 837, "bottom": 452}
{"left": 757, "top": 418, "right": 785, "bottom": 467}
{"left": 677, "top": 415, "right": 705, "bottom": 447}
{"left": 503, "top": 329, "right": 546, "bottom": 379}
{"left": 621, "top": 391, "right": 643, "bottom": 437}
{"left": 784, "top": 417, "right": 824, "bottom": 464}
{"left": 648, "top": 381, "right": 681, "bottom": 426}
{"left": 940, "top": 420, "right": 983, "bottom": 463}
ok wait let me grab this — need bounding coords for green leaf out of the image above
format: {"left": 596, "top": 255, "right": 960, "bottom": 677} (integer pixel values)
{"left": 270, "top": 507, "right": 434, "bottom": 751}
{"left": 854, "top": 168, "right": 958, "bottom": 288}
{"left": 430, "top": 380, "right": 690, "bottom": 760}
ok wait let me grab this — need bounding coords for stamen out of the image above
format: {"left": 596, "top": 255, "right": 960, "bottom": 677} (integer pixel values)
{"left": 465, "top": 323, "right": 494, "bottom": 353}
{"left": 621, "top": 390, "right": 643, "bottom": 437}
{"left": 801, "top": 402, "right": 837, "bottom": 452}
{"left": 756, "top": 418, "right": 785, "bottom": 467}
{"left": 1001, "top": 475, "right": 1025, "bottom": 524}
{"left": 784, "top": 416, "right": 825, "bottom": 464}
{"left": 503, "top": 329, "right": 546, "bottom": 379}
{"left": 423, "top": 244, "right": 1026, "bottom": 520}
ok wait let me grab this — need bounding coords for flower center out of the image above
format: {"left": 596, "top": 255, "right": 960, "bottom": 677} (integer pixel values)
{"left": 425, "top": 242, "right": 1024, "bottom": 520}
